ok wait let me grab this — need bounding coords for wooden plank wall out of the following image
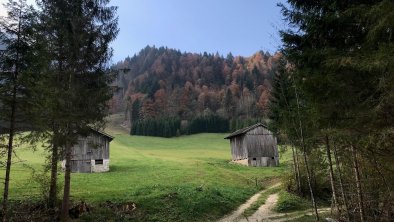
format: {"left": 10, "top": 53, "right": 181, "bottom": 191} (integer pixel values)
{"left": 230, "top": 135, "right": 248, "bottom": 160}
{"left": 230, "top": 126, "right": 279, "bottom": 167}
{"left": 70, "top": 160, "right": 91, "bottom": 173}
{"left": 70, "top": 132, "right": 110, "bottom": 173}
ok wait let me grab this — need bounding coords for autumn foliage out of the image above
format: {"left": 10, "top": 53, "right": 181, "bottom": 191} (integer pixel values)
{"left": 111, "top": 46, "right": 280, "bottom": 136}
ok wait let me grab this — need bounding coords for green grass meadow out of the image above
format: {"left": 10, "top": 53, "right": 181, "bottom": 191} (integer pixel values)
{"left": 1, "top": 121, "right": 292, "bottom": 221}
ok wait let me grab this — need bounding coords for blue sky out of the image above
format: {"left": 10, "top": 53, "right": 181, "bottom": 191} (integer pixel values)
{"left": 110, "top": 0, "right": 284, "bottom": 62}
{"left": 0, "top": 0, "right": 285, "bottom": 63}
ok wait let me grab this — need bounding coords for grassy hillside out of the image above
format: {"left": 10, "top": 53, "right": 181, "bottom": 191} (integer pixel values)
{"left": 0, "top": 120, "right": 291, "bottom": 221}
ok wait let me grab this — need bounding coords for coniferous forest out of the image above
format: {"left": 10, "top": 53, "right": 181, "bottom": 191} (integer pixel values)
{"left": 267, "top": 1, "right": 394, "bottom": 221}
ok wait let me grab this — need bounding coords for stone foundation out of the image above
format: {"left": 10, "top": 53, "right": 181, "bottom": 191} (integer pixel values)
{"left": 91, "top": 159, "right": 110, "bottom": 172}
{"left": 61, "top": 159, "right": 110, "bottom": 173}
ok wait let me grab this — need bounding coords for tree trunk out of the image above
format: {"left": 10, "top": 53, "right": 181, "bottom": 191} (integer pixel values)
{"left": 2, "top": 9, "right": 22, "bottom": 220}
{"left": 294, "top": 146, "right": 302, "bottom": 195}
{"left": 293, "top": 80, "right": 319, "bottom": 221}
{"left": 60, "top": 142, "right": 71, "bottom": 221}
{"left": 333, "top": 144, "right": 350, "bottom": 222}
{"left": 2, "top": 93, "right": 16, "bottom": 222}
{"left": 291, "top": 144, "right": 301, "bottom": 194}
{"left": 48, "top": 134, "right": 59, "bottom": 210}
{"left": 371, "top": 154, "right": 392, "bottom": 221}
{"left": 290, "top": 145, "right": 298, "bottom": 190}
{"left": 325, "top": 135, "right": 340, "bottom": 215}
{"left": 302, "top": 148, "right": 319, "bottom": 221}
{"left": 351, "top": 145, "right": 365, "bottom": 222}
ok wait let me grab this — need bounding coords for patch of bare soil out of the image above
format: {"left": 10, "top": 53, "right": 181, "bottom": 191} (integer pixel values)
{"left": 238, "top": 193, "right": 278, "bottom": 222}
{"left": 217, "top": 183, "right": 280, "bottom": 222}
{"left": 217, "top": 191, "right": 263, "bottom": 222}
{"left": 218, "top": 185, "right": 330, "bottom": 222}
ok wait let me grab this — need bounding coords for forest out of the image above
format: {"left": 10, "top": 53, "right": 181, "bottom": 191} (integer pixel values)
{"left": 110, "top": 46, "right": 280, "bottom": 137}
{"left": 267, "top": 1, "right": 394, "bottom": 221}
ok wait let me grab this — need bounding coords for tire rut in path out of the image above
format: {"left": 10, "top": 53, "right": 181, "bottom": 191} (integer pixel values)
{"left": 217, "top": 183, "right": 280, "bottom": 222}
{"left": 238, "top": 193, "right": 279, "bottom": 222}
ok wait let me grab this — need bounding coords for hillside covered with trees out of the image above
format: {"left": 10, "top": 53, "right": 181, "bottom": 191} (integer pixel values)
{"left": 111, "top": 46, "right": 281, "bottom": 136}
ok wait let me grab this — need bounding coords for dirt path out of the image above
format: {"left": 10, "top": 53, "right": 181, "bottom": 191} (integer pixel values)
{"left": 217, "top": 191, "right": 263, "bottom": 222}
{"left": 238, "top": 193, "right": 279, "bottom": 222}
{"left": 218, "top": 185, "right": 330, "bottom": 222}
{"left": 217, "top": 184, "right": 280, "bottom": 222}
{"left": 269, "top": 208, "right": 331, "bottom": 222}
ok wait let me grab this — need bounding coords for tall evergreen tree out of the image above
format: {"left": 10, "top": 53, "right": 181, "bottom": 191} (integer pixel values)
{"left": 223, "top": 88, "right": 234, "bottom": 118}
{"left": 268, "top": 57, "right": 320, "bottom": 220}
{"left": 0, "top": 1, "right": 38, "bottom": 220}
{"left": 268, "top": 58, "right": 295, "bottom": 137}
{"left": 279, "top": 0, "right": 394, "bottom": 220}
{"left": 130, "top": 98, "right": 141, "bottom": 131}
{"left": 36, "top": 0, "right": 118, "bottom": 220}
{"left": 226, "top": 52, "right": 234, "bottom": 66}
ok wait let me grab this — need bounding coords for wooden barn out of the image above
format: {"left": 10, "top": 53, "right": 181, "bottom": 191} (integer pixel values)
{"left": 61, "top": 129, "right": 114, "bottom": 173}
{"left": 225, "top": 123, "right": 279, "bottom": 167}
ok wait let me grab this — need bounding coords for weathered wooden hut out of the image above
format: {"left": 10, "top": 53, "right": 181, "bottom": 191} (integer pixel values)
{"left": 225, "top": 123, "right": 279, "bottom": 167}
{"left": 61, "top": 129, "right": 114, "bottom": 173}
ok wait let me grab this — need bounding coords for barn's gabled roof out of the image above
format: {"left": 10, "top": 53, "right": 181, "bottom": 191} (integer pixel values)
{"left": 0, "top": 122, "right": 114, "bottom": 142}
{"left": 224, "top": 123, "right": 269, "bottom": 139}
{"left": 90, "top": 128, "right": 114, "bottom": 141}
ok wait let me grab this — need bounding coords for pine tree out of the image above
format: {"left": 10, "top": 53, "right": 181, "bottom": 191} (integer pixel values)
{"left": 280, "top": 0, "right": 394, "bottom": 220}
{"left": 268, "top": 58, "right": 295, "bottom": 137}
{"left": 0, "top": 1, "right": 38, "bottom": 220}
{"left": 268, "top": 58, "right": 319, "bottom": 220}
{"left": 223, "top": 88, "right": 235, "bottom": 118}
{"left": 226, "top": 52, "right": 234, "bottom": 66}
{"left": 130, "top": 99, "right": 141, "bottom": 134}
{"left": 36, "top": 0, "right": 118, "bottom": 220}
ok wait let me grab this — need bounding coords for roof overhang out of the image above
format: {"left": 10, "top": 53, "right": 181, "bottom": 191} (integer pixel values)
{"left": 90, "top": 127, "right": 114, "bottom": 141}
{"left": 224, "top": 123, "right": 269, "bottom": 139}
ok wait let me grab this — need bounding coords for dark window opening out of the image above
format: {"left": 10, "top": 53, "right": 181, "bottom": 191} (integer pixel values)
{"left": 271, "top": 157, "right": 275, "bottom": 160}
{"left": 252, "top": 158, "right": 256, "bottom": 161}
{"left": 95, "top": 159, "right": 103, "bottom": 164}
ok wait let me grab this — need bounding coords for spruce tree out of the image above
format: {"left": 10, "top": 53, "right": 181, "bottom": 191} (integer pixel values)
{"left": 36, "top": 0, "right": 118, "bottom": 220}
{"left": 268, "top": 58, "right": 295, "bottom": 137}
{"left": 268, "top": 57, "right": 320, "bottom": 220}
{"left": 0, "top": 1, "right": 38, "bottom": 220}
{"left": 280, "top": 0, "right": 394, "bottom": 220}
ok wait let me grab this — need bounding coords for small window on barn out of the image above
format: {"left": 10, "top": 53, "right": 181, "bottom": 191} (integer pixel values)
{"left": 271, "top": 157, "right": 275, "bottom": 160}
{"left": 95, "top": 159, "right": 103, "bottom": 165}
{"left": 252, "top": 158, "right": 256, "bottom": 161}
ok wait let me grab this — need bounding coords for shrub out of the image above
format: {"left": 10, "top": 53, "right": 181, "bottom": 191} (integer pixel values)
{"left": 30, "top": 167, "right": 63, "bottom": 204}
